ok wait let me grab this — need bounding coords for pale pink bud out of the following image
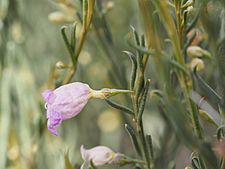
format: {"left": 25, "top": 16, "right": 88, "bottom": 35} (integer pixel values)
{"left": 189, "top": 58, "right": 205, "bottom": 71}
{"left": 80, "top": 145, "right": 123, "bottom": 169}
{"left": 214, "top": 139, "right": 225, "bottom": 159}
{"left": 187, "top": 46, "right": 211, "bottom": 58}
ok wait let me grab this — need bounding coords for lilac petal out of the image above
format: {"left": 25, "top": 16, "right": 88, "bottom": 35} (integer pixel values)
{"left": 46, "top": 109, "right": 61, "bottom": 120}
{"left": 51, "top": 118, "right": 62, "bottom": 126}
{"left": 42, "top": 82, "right": 92, "bottom": 135}
{"left": 47, "top": 122, "right": 59, "bottom": 136}
{"left": 47, "top": 115, "right": 62, "bottom": 136}
{"left": 80, "top": 145, "right": 90, "bottom": 169}
{"left": 42, "top": 90, "right": 56, "bottom": 104}
{"left": 80, "top": 145, "right": 88, "bottom": 160}
{"left": 80, "top": 145, "right": 114, "bottom": 166}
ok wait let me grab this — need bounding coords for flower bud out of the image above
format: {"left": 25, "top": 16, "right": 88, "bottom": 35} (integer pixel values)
{"left": 187, "top": 29, "right": 204, "bottom": 46}
{"left": 48, "top": 11, "right": 74, "bottom": 24}
{"left": 182, "top": 0, "right": 193, "bottom": 8}
{"left": 185, "top": 167, "right": 193, "bottom": 169}
{"left": 187, "top": 46, "right": 211, "bottom": 59}
{"left": 102, "top": 1, "right": 114, "bottom": 14}
{"left": 106, "top": 1, "right": 114, "bottom": 11}
{"left": 183, "top": 5, "right": 194, "bottom": 15}
{"left": 80, "top": 145, "right": 124, "bottom": 169}
{"left": 188, "top": 58, "right": 205, "bottom": 71}
{"left": 55, "top": 61, "right": 66, "bottom": 69}
{"left": 186, "top": 6, "right": 194, "bottom": 13}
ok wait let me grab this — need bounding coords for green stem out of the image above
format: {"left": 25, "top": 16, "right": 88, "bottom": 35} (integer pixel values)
{"left": 174, "top": 2, "right": 203, "bottom": 139}
{"left": 63, "top": 0, "right": 95, "bottom": 84}
{"left": 156, "top": 1, "right": 203, "bottom": 139}
{"left": 138, "top": 120, "right": 151, "bottom": 169}
{"left": 174, "top": 0, "right": 183, "bottom": 45}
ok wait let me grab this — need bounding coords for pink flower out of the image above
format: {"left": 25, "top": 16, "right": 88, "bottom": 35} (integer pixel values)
{"left": 42, "top": 82, "right": 91, "bottom": 135}
{"left": 80, "top": 145, "right": 123, "bottom": 169}
{"left": 42, "top": 82, "right": 132, "bottom": 135}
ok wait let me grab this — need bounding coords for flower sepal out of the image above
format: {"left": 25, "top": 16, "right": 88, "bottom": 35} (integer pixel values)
{"left": 90, "top": 88, "right": 133, "bottom": 99}
{"left": 112, "top": 153, "right": 146, "bottom": 166}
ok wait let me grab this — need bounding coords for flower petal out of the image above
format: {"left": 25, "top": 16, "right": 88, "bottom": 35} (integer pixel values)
{"left": 47, "top": 121, "right": 59, "bottom": 136}
{"left": 42, "top": 90, "right": 56, "bottom": 104}
{"left": 47, "top": 112, "right": 62, "bottom": 136}
{"left": 42, "top": 82, "right": 92, "bottom": 135}
{"left": 80, "top": 145, "right": 114, "bottom": 166}
{"left": 80, "top": 145, "right": 89, "bottom": 160}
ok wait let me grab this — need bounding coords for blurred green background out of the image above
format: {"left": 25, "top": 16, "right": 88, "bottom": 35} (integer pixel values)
{"left": 1, "top": 0, "right": 225, "bottom": 169}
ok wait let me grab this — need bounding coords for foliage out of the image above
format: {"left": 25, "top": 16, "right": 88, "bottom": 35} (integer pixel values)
{"left": 1, "top": 0, "right": 225, "bottom": 169}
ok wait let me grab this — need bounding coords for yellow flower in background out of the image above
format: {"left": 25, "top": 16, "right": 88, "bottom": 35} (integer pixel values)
{"left": 48, "top": 11, "right": 75, "bottom": 24}
{"left": 48, "top": 0, "right": 76, "bottom": 24}
{"left": 97, "top": 110, "right": 121, "bottom": 132}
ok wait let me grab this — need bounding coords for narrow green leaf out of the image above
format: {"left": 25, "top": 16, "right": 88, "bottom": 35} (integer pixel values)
{"left": 127, "top": 40, "right": 155, "bottom": 56}
{"left": 186, "top": 14, "right": 199, "bottom": 33}
{"left": 131, "top": 26, "right": 140, "bottom": 46}
{"left": 190, "top": 90, "right": 222, "bottom": 126}
{"left": 146, "top": 135, "right": 154, "bottom": 160}
{"left": 193, "top": 70, "right": 222, "bottom": 104}
{"left": 135, "top": 71, "right": 145, "bottom": 106}
{"left": 138, "top": 79, "right": 151, "bottom": 120}
{"left": 105, "top": 99, "right": 134, "bottom": 115}
{"left": 123, "top": 51, "right": 137, "bottom": 90}
{"left": 191, "top": 154, "right": 202, "bottom": 169}
{"left": 190, "top": 100, "right": 203, "bottom": 139}
{"left": 150, "top": 89, "right": 163, "bottom": 98}
{"left": 141, "top": 34, "right": 145, "bottom": 48}
{"left": 61, "top": 26, "right": 74, "bottom": 58}
{"left": 125, "top": 124, "right": 142, "bottom": 156}
{"left": 199, "top": 109, "right": 219, "bottom": 127}
{"left": 130, "top": 26, "right": 144, "bottom": 70}
{"left": 70, "top": 23, "right": 77, "bottom": 54}
{"left": 169, "top": 60, "right": 190, "bottom": 76}
{"left": 70, "top": 23, "right": 77, "bottom": 66}
{"left": 90, "top": 160, "right": 98, "bottom": 169}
